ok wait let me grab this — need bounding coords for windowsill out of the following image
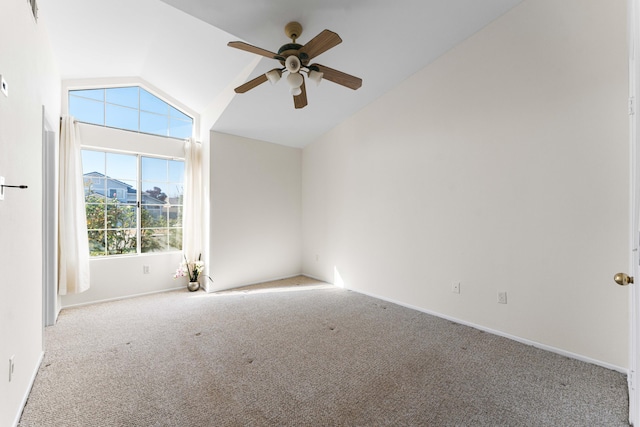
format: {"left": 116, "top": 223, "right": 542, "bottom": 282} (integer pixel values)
{"left": 89, "top": 251, "right": 182, "bottom": 261}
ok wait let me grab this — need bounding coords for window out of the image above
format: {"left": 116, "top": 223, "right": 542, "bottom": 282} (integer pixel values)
{"left": 69, "top": 86, "right": 193, "bottom": 139}
{"left": 82, "top": 149, "right": 184, "bottom": 256}
{"left": 108, "top": 188, "right": 126, "bottom": 201}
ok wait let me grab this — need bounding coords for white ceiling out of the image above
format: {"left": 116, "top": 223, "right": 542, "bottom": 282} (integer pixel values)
{"left": 39, "top": 0, "right": 523, "bottom": 147}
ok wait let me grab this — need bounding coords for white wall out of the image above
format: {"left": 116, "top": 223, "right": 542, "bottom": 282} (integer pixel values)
{"left": 209, "top": 132, "right": 302, "bottom": 290}
{"left": 61, "top": 124, "right": 187, "bottom": 307}
{"left": 302, "top": 0, "right": 629, "bottom": 368}
{"left": 61, "top": 252, "right": 184, "bottom": 306}
{"left": 0, "top": 3, "right": 61, "bottom": 426}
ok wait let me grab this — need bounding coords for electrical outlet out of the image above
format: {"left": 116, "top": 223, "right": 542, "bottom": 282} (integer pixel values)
{"left": 143, "top": 265, "right": 150, "bottom": 274}
{"left": 452, "top": 282, "right": 460, "bottom": 294}
{"left": 8, "top": 355, "right": 14, "bottom": 382}
{"left": 498, "top": 291, "right": 507, "bottom": 304}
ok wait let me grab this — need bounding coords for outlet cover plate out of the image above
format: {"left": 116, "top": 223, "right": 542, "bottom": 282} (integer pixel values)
{"left": 498, "top": 291, "right": 507, "bottom": 304}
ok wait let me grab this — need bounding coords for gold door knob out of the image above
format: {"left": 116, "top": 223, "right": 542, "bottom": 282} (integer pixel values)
{"left": 614, "top": 273, "right": 634, "bottom": 286}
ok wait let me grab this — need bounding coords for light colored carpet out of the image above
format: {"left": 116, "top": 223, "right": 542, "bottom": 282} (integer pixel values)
{"left": 19, "top": 276, "right": 629, "bottom": 426}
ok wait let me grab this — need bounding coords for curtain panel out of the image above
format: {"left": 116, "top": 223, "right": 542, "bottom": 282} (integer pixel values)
{"left": 58, "top": 116, "right": 91, "bottom": 294}
{"left": 183, "top": 139, "right": 203, "bottom": 263}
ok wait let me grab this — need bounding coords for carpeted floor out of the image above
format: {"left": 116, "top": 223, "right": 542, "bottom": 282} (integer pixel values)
{"left": 19, "top": 276, "right": 629, "bottom": 426}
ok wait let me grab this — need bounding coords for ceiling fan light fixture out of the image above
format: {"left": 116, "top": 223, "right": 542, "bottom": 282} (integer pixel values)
{"left": 290, "top": 86, "right": 302, "bottom": 96}
{"left": 285, "top": 55, "right": 301, "bottom": 73}
{"left": 308, "top": 70, "right": 324, "bottom": 86}
{"left": 265, "top": 69, "right": 281, "bottom": 85}
{"left": 286, "top": 71, "right": 304, "bottom": 89}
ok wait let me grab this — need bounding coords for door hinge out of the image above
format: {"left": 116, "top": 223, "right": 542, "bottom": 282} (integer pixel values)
{"left": 631, "top": 97, "right": 636, "bottom": 116}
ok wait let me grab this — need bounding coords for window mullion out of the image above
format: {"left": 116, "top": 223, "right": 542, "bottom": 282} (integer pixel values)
{"left": 136, "top": 155, "right": 142, "bottom": 255}
{"left": 138, "top": 87, "right": 141, "bottom": 135}
{"left": 102, "top": 153, "right": 108, "bottom": 256}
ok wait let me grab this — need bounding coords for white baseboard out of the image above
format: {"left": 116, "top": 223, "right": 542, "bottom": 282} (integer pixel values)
{"left": 62, "top": 286, "right": 185, "bottom": 309}
{"left": 12, "top": 351, "right": 44, "bottom": 427}
{"left": 350, "top": 287, "right": 627, "bottom": 375}
{"left": 203, "top": 273, "right": 306, "bottom": 293}
{"left": 300, "top": 272, "right": 328, "bottom": 282}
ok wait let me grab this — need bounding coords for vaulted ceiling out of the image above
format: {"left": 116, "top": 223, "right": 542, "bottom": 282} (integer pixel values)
{"left": 39, "top": 0, "right": 524, "bottom": 147}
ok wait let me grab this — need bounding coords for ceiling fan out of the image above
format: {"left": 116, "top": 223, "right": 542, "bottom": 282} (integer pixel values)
{"left": 228, "top": 21, "right": 362, "bottom": 109}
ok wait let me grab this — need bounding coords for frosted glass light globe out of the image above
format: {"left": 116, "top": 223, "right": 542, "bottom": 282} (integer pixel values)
{"left": 287, "top": 72, "right": 304, "bottom": 88}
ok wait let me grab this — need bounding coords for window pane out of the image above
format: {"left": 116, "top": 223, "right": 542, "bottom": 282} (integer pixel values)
{"left": 85, "top": 200, "right": 106, "bottom": 230}
{"left": 106, "top": 203, "right": 136, "bottom": 229}
{"left": 105, "top": 180, "right": 135, "bottom": 205}
{"left": 84, "top": 175, "right": 107, "bottom": 197}
{"left": 140, "top": 111, "right": 169, "bottom": 136}
{"left": 169, "top": 118, "right": 192, "bottom": 139}
{"left": 169, "top": 228, "right": 182, "bottom": 251}
{"left": 142, "top": 181, "right": 168, "bottom": 201}
{"left": 71, "top": 89, "right": 104, "bottom": 101}
{"left": 106, "top": 153, "right": 137, "bottom": 181}
{"left": 141, "top": 228, "right": 168, "bottom": 253}
{"left": 82, "top": 150, "right": 105, "bottom": 175}
{"left": 69, "top": 96, "right": 104, "bottom": 125}
{"left": 169, "top": 105, "right": 191, "bottom": 121}
{"left": 141, "top": 204, "right": 165, "bottom": 227}
{"left": 107, "top": 229, "right": 137, "bottom": 255}
{"left": 164, "top": 183, "right": 183, "bottom": 200}
{"left": 142, "top": 182, "right": 169, "bottom": 202}
{"left": 168, "top": 206, "right": 182, "bottom": 227}
{"left": 142, "top": 157, "right": 167, "bottom": 181}
{"left": 88, "top": 230, "right": 106, "bottom": 256}
{"left": 106, "top": 104, "right": 138, "bottom": 132}
{"left": 168, "top": 160, "right": 184, "bottom": 183}
{"left": 140, "top": 88, "right": 168, "bottom": 115}
{"left": 106, "top": 87, "right": 139, "bottom": 109}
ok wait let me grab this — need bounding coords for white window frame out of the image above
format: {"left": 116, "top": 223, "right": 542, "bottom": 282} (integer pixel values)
{"left": 62, "top": 77, "right": 200, "bottom": 141}
{"left": 83, "top": 147, "right": 185, "bottom": 257}
{"left": 64, "top": 79, "right": 195, "bottom": 258}
{"left": 69, "top": 86, "right": 194, "bottom": 140}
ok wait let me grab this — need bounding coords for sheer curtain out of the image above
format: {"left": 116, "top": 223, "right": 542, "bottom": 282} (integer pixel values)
{"left": 183, "top": 138, "right": 203, "bottom": 263}
{"left": 58, "top": 116, "right": 91, "bottom": 294}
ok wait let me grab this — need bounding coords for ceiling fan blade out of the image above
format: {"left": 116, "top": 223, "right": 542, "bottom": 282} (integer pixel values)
{"left": 234, "top": 74, "right": 268, "bottom": 94}
{"left": 299, "top": 30, "right": 342, "bottom": 61}
{"left": 312, "top": 64, "right": 362, "bottom": 90}
{"left": 228, "top": 41, "right": 282, "bottom": 60}
{"left": 294, "top": 79, "right": 308, "bottom": 109}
